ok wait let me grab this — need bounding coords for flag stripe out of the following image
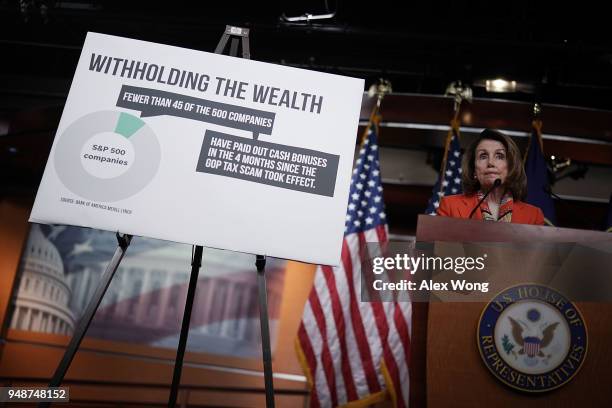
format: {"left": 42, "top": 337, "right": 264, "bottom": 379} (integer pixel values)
{"left": 394, "top": 303, "right": 412, "bottom": 376}
{"left": 346, "top": 233, "right": 385, "bottom": 388}
{"left": 375, "top": 224, "right": 387, "bottom": 244}
{"left": 301, "top": 302, "right": 332, "bottom": 407}
{"left": 388, "top": 304, "right": 410, "bottom": 407}
{"left": 308, "top": 289, "right": 340, "bottom": 407}
{"left": 340, "top": 239, "right": 382, "bottom": 394}
{"left": 313, "top": 268, "right": 348, "bottom": 404}
{"left": 321, "top": 265, "right": 359, "bottom": 402}
{"left": 359, "top": 230, "right": 408, "bottom": 407}
{"left": 370, "top": 301, "right": 406, "bottom": 407}
{"left": 326, "top": 251, "right": 374, "bottom": 399}
{"left": 297, "top": 323, "right": 322, "bottom": 408}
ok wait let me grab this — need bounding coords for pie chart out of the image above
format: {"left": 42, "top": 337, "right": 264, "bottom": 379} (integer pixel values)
{"left": 54, "top": 110, "right": 161, "bottom": 202}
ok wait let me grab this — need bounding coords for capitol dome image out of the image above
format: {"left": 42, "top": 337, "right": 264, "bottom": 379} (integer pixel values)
{"left": 10, "top": 225, "right": 75, "bottom": 335}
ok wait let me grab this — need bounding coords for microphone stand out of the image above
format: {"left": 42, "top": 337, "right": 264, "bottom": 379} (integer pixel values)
{"left": 544, "top": 185, "right": 563, "bottom": 201}
{"left": 469, "top": 179, "right": 501, "bottom": 219}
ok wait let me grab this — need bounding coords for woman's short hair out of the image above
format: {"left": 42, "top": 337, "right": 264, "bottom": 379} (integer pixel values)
{"left": 461, "top": 128, "right": 527, "bottom": 200}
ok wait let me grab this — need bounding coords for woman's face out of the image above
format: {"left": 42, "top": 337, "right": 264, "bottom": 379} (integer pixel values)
{"left": 474, "top": 139, "right": 508, "bottom": 189}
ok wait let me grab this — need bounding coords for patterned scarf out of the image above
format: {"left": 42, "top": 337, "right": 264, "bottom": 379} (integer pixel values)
{"left": 476, "top": 190, "right": 513, "bottom": 222}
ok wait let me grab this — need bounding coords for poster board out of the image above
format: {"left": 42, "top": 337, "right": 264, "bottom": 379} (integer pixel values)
{"left": 30, "top": 32, "right": 364, "bottom": 265}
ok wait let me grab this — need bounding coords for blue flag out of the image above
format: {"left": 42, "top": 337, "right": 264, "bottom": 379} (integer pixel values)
{"left": 525, "top": 127, "right": 557, "bottom": 225}
{"left": 426, "top": 131, "right": 463, "bottom": 215}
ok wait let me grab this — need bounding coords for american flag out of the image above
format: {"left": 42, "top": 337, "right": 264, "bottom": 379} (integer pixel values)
{"left": 297, "top": 121, "right": 412, "bottom": 407}
{"left": 425, "top": 130, "right": 463, "bottom": 215}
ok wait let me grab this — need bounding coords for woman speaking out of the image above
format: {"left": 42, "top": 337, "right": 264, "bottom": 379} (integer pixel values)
{"left": 437, "top": 129, "right": 545, "bottom": 225}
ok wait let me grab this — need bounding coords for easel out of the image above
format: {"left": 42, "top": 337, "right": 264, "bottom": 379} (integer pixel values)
{"left": 40, "top": 26, "right": 276, "bottom": 408}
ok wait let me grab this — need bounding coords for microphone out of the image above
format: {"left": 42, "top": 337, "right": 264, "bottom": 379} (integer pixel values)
{"left": 469, "top": 178, "right": 501, "bottom": 219}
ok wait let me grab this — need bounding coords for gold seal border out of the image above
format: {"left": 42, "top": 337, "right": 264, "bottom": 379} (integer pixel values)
{"left": 476, "top": 283, "right": 589, "bottom": 393}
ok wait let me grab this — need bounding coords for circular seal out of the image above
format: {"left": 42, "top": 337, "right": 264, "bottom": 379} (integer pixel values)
{"left": 477, "top": 284, "right": 587, "bottom": 392}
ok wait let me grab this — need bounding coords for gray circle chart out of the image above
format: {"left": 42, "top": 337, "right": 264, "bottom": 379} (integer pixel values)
{"left": 54, "top": 110, "right": 161, "bottom": 202}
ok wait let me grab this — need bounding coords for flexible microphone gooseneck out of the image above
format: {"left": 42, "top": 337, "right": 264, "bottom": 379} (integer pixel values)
{"left": 469, "top": 178, "right": 502, "bottom": 219}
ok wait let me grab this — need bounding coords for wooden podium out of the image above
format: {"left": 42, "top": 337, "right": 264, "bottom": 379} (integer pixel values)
{"left": 411, "top": 215, "right": 612, "bottom": 407}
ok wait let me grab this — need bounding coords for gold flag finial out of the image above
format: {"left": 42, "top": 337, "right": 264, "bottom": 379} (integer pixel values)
{"left": 533, "top": 102, "right": 542, "bottom": 118}
{"left": 368, "top": 78, "right": 392, "bottom": 108}
{"left": 445, "top": 81, "right": 473, "bottom": 113}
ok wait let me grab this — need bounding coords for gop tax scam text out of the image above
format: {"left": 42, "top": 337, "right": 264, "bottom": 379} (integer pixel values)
{"left": 196, "top": 130, "right": 340, "bottom": 197}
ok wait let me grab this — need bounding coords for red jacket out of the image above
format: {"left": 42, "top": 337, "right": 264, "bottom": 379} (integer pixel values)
{"left": 437, "top": 194, "right": 545, "bottom": 225}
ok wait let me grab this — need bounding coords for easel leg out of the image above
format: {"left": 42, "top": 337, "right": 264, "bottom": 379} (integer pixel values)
{"left": 168, "top": 245, "right": 203, "bottom": 408}
{"left": 256, "top": 255, "right": 275, "bottom": 408}
{"left": 39, "top": 233, "right": 132, "bottom": 408}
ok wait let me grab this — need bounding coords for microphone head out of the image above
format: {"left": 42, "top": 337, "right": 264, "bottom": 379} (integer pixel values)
{"left": 493, "top": 178, "right": 502, "bottom": 187}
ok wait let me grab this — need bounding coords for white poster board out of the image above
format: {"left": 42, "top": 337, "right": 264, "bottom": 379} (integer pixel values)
{"left": 30, "top": 32, "right": 363, "bottom": 266}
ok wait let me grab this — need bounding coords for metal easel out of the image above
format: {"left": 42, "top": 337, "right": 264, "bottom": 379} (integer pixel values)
{"left": 39, "top": 233, "right": 132, "bottom": 408}
{"left": 207, "top": 25, "right": 275, "bottom": 408}
{"left": 42, "top": 25, "right": 276, "bottom": 408}
{"left": 169, "top": 25, "right": 275, "bottom": 408}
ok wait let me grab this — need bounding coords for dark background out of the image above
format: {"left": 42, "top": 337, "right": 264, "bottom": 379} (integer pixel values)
{"left": 1, "top": 1, "right": 611, "bottom": 233}
{"left": 2, "top": 1, "right": 612, "bottom": 110}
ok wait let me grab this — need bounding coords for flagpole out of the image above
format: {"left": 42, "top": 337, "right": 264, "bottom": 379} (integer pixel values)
{"left": 438, "top": 111, "right": 461, "bottom": 196}
{"left": 363, "top": 79, "right": 392, "bottom": 145}
{"left": 524, "top": 103, "right": 543, "bottom": 166}
{"left": 438, "top": 82, "right": 469, "bottom": 196}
